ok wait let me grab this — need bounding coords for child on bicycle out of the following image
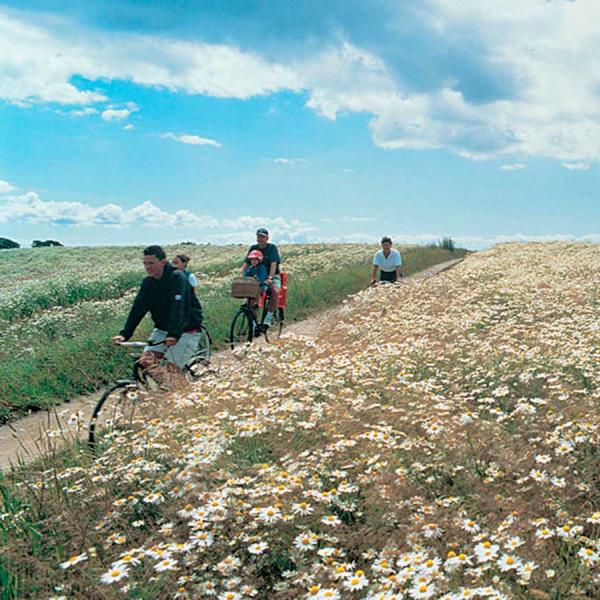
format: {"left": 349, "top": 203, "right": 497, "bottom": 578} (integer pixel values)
{"left": 243, "top": 250, "right": 269, "bottom": 291}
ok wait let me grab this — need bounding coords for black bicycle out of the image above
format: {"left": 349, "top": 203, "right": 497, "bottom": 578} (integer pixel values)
{"left": 88, "top": 325, "right": 212, "bottom": 452}
{"left": 229, "top": 289, "right": 284, "bottom": 349}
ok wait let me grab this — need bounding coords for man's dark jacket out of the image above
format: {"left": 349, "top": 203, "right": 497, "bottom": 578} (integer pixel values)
{"left": 120, "top": 263, "right": 202, "bottom": 340}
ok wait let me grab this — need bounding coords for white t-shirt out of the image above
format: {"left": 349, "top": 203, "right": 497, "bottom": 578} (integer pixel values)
{"left": 373, "top": 249, "right": 402, "bottom": 272}
{"left": 188, "top": 273, "right": 198, "bottom": 288}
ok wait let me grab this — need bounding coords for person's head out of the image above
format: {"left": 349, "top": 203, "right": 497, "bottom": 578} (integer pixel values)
{"left": 247, "top": 249, "right": 263, "bottom": 267}
{"left": 256, "top": 227, "right": 269, "bottom": 247}
{"left": 143, "top": 245, "right": 167, "bottom": 279}
{"left": 381, "top": 236, "right": 393, "bottom": 253}
{"left": 172, "top": 253, "right": 190, "bottom": 271}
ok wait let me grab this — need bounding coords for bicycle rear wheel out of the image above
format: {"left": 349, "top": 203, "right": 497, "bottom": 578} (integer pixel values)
{"left": 229, "top": 308, "right": 253, "bottom": 349}
{"left": 88, "top": 381, "right": 139, "bottom": 452}
{"left": 196, "top": 325, "right": 212, "bottom": 361}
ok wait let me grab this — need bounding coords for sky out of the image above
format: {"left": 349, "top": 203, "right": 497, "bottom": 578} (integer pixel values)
{"left": 1, "top": 0, "right": 599, "bottom": 249}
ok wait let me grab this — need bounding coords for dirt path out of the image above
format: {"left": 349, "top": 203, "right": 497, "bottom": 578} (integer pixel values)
{"left": 0, "top": 257, "right": 464, "bottom": 471}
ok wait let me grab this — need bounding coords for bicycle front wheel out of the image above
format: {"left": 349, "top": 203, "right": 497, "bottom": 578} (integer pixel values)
{"left": 229, "top": 309, "right": 253, "bottom": 349}
{"left": 88, "top": 381, "right": 139, "bottom": 453}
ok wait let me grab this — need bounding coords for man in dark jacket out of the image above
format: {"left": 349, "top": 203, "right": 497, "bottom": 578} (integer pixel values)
{"left": 112, "top": 245, "right": 203, "bottom": 370}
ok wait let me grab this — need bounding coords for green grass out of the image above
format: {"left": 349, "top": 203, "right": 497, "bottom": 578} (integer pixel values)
{"left": 0, "top": 246, "right": 465, "bottom": 422}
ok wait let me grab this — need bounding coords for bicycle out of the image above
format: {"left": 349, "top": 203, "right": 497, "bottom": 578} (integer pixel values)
{"left": 229, "top": 287, "right": 284, "bottom": 349}
{"left": 88, "top": 325, "right": 212, "bottom": 452}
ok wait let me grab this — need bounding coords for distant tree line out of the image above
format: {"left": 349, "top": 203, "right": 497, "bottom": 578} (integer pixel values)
{"left": 427, "top": 237, "right": 456, "bottom": 252}
{"left": 0, "top": 238, "right": 64, "bottom": 250}
{"left": 32, "top": 239, "right": 63, "bottom": 247}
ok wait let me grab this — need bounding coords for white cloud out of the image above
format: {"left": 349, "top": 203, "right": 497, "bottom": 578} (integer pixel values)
{"left": 221, "top": 215, "right": 316, "bottom": 233}
{"left": 66, "top": 107, "right": 98, "bottom": 117}
{"left": 500, "top": 163, "right": 526, "bottom": 171}
{"left": 0, "top": 191, "right": 219, "bottom": 228}
{"left": 272, "top": 157, "right": 307, "bottom": 165}
{"left": 101, "top": 108, "right": 132, "bottom": 122}
{"left": 123, "top": 124, "right": 134, "bottom": 131}
{"left": 0, "top": 190, "right": 315, "bottom": 243}
{"left": 0, "top": 9, "right": 301, "bottom": 107}
{"left": 298, "top": 3, "right": 600, "bottom": 162}
{"left": 5, "top": 4, "right": 600, "bottom": 162}
{"left": 161, "top": 132, "right": 221, "bottom": 147}
{"left": 0, "top": 179, "right": 17, "bottom": 194}
{"left": 562, "top": 161, "right": 590, "bottom": 170}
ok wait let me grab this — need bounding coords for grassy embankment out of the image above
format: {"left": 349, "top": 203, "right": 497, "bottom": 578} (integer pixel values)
{"left": 0, "top": 245, "right": 465, "bottom": 422}
{"left": 0, "top": 243, "right": 597, "bottom": 599}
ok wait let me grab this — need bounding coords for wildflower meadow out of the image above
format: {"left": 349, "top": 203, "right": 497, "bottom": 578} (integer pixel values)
{"left": 0, "top": 243, "right": 461, "bottom": 421}
{"left": 1, "top": 242, "right": 598, "bottom": 599}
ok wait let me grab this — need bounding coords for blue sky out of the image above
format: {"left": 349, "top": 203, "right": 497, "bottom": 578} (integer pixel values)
{"left": 1, "top": 0, "right": 599, "bottom": 248}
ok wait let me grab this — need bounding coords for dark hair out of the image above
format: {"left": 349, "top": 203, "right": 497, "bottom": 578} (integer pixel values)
{"left": 143, "top": 245, "right": 166, "bottom": 260}
{"left": 175, "top": 253, "right": 190, "bottom": 265}
{"left": 381, "top": 236, "right": 392, "bottom": 245}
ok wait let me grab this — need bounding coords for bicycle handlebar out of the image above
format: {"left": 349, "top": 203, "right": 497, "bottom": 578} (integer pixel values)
{"left": 117, "top": 339, "right": 165, "bottom": 348}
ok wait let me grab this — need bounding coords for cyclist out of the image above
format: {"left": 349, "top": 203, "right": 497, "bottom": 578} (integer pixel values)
{"left": 371, "top": 236, "right": 403, "bottom": 284}
{"left": 172, "top": 253, "right": 199, "bottom": 295}
{"left": 241, "top": 228, "right": 281, "bottom": 329}
{"left": 243, "top": 250, "right": 269, "bottom": 291}
{"left": 111, "top": 245, "right": 203, "bottom": 372}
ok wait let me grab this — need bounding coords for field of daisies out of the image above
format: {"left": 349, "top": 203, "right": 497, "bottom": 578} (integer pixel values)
{"left": 0, "top": 243, "right": 462, "bottom": 421}
{"left": 1, "top": 242, "right": 598, "bottom": 599}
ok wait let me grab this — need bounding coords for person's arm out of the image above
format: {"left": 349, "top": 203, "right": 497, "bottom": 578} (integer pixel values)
{"left": 371, "top": 265, "right": 378, "bottom": 285}
{"left": 395, "top": 265, "right": 403, "bottom": 279}
{"left": 166, "top": 272, "right": 188, "bottom": 344}
{"left": 118, "top": 282, "right": 148, "bottom": 340}
{"left": 267, "top": 245, "right": 280, "bottom": 280}
{"left": 258, "top": 264, "right": 269, "bottom": 286}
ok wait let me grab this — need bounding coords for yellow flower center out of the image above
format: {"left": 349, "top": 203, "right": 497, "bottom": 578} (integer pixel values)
{"left": 506, "top": 557, "right": 515, "bottom": 565}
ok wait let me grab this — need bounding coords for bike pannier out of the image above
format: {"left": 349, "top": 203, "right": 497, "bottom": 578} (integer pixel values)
{"left": 231, "top": 277, "right": 260, "bottom": 299}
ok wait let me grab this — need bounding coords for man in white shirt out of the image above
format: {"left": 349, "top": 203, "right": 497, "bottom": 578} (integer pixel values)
{"left": 371, "top": 236, "right": 403, "bottom": 284}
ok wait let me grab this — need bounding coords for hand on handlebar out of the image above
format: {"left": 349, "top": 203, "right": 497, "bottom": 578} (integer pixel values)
{"left": 165, "top": 337, "right": 177, "bottom": 347}
{"left": 111, "top": 335, "right": 126, "bottom": 344}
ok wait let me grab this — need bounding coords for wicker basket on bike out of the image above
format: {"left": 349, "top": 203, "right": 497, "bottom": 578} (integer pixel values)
{"left": 231, "top": 277, "right": 261, "bottom": 300}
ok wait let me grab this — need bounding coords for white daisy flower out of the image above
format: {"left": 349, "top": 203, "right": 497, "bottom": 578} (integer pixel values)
{"left": 59, "top": 552, "right": 88, "bottom": 570}
{"left": 100, "top": 566, "right": 129, "bottom": 584}
{"left": 248, "top": 541, "right": 269, "bottom": 555}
